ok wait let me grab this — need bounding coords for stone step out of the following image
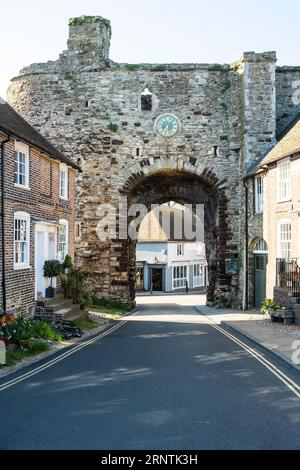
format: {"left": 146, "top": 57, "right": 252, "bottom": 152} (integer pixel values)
{"left": 55, "top": 304, "right": 82, "bottom": 319}
{"left": 66, "top": 310, "right": 86, "bottom": 322}
{"left": 44, "top": 298, "right": 73, "bottom": 309}
{"left": 37, "top": 294, "right": 65, "bottom": 306}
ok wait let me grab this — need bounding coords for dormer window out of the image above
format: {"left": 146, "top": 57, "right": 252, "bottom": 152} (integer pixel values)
{"left": 141, "top": 87, "right": 152, "bottom": 111}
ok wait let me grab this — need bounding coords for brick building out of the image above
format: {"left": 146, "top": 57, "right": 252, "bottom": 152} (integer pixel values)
{"left": 246, "top": 113, "right": 300, "bottom": 321}
{"left": 0, "top": 99, "right": 79, "bottom": 315}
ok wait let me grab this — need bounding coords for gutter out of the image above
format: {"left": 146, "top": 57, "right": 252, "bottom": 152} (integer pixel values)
{"left": 0, "top": 135, "right": 10, "bottom": 315}
{"left": 243, "top": 177, "right": 249, "bottom": 310}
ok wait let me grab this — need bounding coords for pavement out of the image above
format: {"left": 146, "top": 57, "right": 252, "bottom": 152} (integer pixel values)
{"left": 0, "top": 294, "right": 299, "bottom": 450}
{"left": 196, "top": 304, "right": 300, "bottom": 372}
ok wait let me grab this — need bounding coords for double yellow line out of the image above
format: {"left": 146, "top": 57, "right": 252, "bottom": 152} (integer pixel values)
{"left": 203, "top": 314, "right": 300, "bottom": 399}
{"left": 0, "top": 320, "right": 128, "bottom": 392}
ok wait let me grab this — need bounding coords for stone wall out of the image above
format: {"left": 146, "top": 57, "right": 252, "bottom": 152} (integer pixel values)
{"left": 276, "top": 67, "right": 300, "bottom": 132}
{"left": 7, "top": 15, "right": 296, "bottom": 307}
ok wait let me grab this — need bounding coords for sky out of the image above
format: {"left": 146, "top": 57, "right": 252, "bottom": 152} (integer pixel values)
{"left": 1, "top": 0, "right": 300, "bottom": 98}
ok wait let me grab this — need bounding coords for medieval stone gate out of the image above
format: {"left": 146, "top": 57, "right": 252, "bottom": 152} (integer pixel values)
{"left": 7, "top": 16, "right": 300, "bottom": 307}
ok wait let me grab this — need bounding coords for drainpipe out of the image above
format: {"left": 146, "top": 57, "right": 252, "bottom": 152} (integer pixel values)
{"left": 243, "top": 177, "right": 249, "bottom": 310}
{"left": 0, "top": 135, "right": 10, "bottom": 315}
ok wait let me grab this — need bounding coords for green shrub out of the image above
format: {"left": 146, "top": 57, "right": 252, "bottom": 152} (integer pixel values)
{"left": 60, "top": 273, "right": 75, "bottom": 299}
{"left": 9, "top": 316, "right": 35, "bottom": 342}
{"left": 91, "top": 296, "right": 130, "bottom": 310}
{"left": 43, "top": 260, "right": 62, "bottom": 287}
{"left": 62, "top": 255, "right": 73, "bottom": 270}
{"left": 33, "top": 321, "right": 55, "bottom": 341}
{"left": 28, "top": 340, "right": 49, "bottom": 354}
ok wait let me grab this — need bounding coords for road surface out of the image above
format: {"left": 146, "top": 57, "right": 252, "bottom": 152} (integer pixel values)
{"left": 0, "top": 295, "right": 299, "bottom": 450}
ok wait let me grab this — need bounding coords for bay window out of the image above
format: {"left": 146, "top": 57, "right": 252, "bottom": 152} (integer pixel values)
{"left": 173, "top": 265, "right": 187, "bottom": 290}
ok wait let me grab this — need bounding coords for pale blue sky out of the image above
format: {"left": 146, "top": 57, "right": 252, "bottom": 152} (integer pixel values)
{"left": 1, "top": 0, "right": 300, "bottom": 97}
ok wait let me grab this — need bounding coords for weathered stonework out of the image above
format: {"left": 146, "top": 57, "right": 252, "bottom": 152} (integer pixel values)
{"left": 7, "top": 16, "right": 300, "bottom": 307}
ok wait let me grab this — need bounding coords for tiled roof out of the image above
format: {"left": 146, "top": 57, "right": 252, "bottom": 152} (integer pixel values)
{"left": 0, "top": 99, "right": 80, "bottom": 170}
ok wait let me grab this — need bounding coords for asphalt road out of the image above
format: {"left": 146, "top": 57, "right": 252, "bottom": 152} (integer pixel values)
{"left": 0, "top": 296, "right": 300, "bottom": 450}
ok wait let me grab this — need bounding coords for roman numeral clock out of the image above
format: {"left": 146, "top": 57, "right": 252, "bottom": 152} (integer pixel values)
{"left": 154, "top": 113, "right": 181, "bottom": 137}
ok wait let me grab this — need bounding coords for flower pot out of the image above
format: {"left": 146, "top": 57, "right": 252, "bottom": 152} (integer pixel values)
{"left": 45, "top": 286, "right": 55, "bottom": 298}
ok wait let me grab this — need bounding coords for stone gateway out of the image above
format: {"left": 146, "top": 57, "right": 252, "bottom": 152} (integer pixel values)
{"left": 7, "top": 16, "right": 300, "bottom": 307}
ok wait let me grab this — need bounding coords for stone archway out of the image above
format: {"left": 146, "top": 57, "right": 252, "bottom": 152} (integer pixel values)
{"left": 101, "top": 166, "right": 235, "bottom": 307}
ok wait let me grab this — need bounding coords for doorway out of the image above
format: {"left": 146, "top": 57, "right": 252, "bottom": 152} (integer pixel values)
{"left": 35, "top": 224, "right": 57, "bottom": 298}
{"left": 254, "top": 254, "right": 267, "bottom": 309}
{"left": 151, "top": 268, "right": 163, "bottom": 292}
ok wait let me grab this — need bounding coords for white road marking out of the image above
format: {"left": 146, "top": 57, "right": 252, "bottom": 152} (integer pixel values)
{"left": 199, "top": 312, "right": 300, "bottom": 399}
{"left": 0, "top": 320, "right": 129, "bottom": 392}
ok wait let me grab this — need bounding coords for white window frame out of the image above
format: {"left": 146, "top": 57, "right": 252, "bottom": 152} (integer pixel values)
{"left": 177, "top": 243, "right": 184, "bottom": 256}
{"left": 193, "top": 264, "right": 204, "bottom": 288}
{"left": 172, "top": 265, "right": 187, "bottom": 290}
{"left": 59, "top": 164, "right": 68, "bottom": 200}
{"left": 14, "top": 211, "right": 30, "bottom": 270}
{"left": 253, "top": 238, "right": 268, "bottom": 254}
{"left": 277, "top": 219, "right": 292, "bottom": 260}
{"left": 14, "top": 141, "right": 29, "bottom": 189}
{"left": 58, "top": 219, "right": 69, "bottom": 262}
{"left": 277, "top": 158, "right": 291, "bottom": 202}
{"left": 254, "top": 175, "right": 264, "bottom": 214}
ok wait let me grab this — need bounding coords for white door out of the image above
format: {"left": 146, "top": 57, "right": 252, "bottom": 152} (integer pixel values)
{"left": 35, "top": 225, "right": 57, "bottom": 299}
{"left": 36, "top": 231, "right": 46, "bottom": 297}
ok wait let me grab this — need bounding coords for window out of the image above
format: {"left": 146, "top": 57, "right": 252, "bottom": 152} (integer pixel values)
{"left": 14, "top": 142, "right": 29, "bottom": 188}
{"left": 278, "top": 221, "right": 292, "bottom": 259}
{"left": 277, "top": 159, "right": 291, "bottom": 202}
{"left": 60, "top": 165, "right": 68, "bottom": 199}
{"left": 14, "top": 212, "right": 30, "bottom": 269}
{"left": 173, "top": 266, "right": 187, "bottom": 290}
{"left": 193, "top": 264, "right": 203, "bottom": 287}
{"left": 254, "top": 175, "right": 264, "bottom": 213}
{"left": 75, "top": 221, "right": 81, "bottom": 239}
{"left": 141, "top": 87, "right": 152, "bottom": 111}
{"left": 253, "top": 238, "right": 268, "bottom": 254}
{"left": 177, "top": 243, "right": 184, "bottom": 256}
{"left": 58, "top": 220, "right": 68, "bottom": 262}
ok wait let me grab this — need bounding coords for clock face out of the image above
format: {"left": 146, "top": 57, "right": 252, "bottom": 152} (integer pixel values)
{"left": 155, "top": 114, "right": 180, "bottom": 137}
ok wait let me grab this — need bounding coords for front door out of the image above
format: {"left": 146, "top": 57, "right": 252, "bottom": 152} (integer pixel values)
{"left": 152, "top": 268, "right": 163, "bottom": 291}
{"left": 254, "top": 254, "right": 267, "bottom": 309}
{"left": 35, "top": 224, "right": 57, "bottom": 298}
{"left": 36, "top": 231, "right": 46, "bottom": 297}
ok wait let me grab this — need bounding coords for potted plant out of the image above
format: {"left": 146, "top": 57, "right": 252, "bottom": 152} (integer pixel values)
{"left": 260, "top": 298, "right": 277, "bottom": 317}
{"left": 43, "top": 260, "right": 62, "bottom": 298}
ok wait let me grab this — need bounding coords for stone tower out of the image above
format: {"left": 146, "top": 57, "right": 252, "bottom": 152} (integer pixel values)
{"left": 7, "top": 16, "right": 300, "bottom": 307}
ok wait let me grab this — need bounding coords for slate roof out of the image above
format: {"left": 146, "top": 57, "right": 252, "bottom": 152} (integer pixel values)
{"left": 245, "top": 112, "right": 300, "bottom": 178}
{"left": 0, "top": 98, "right": 80, "bottom": 170}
